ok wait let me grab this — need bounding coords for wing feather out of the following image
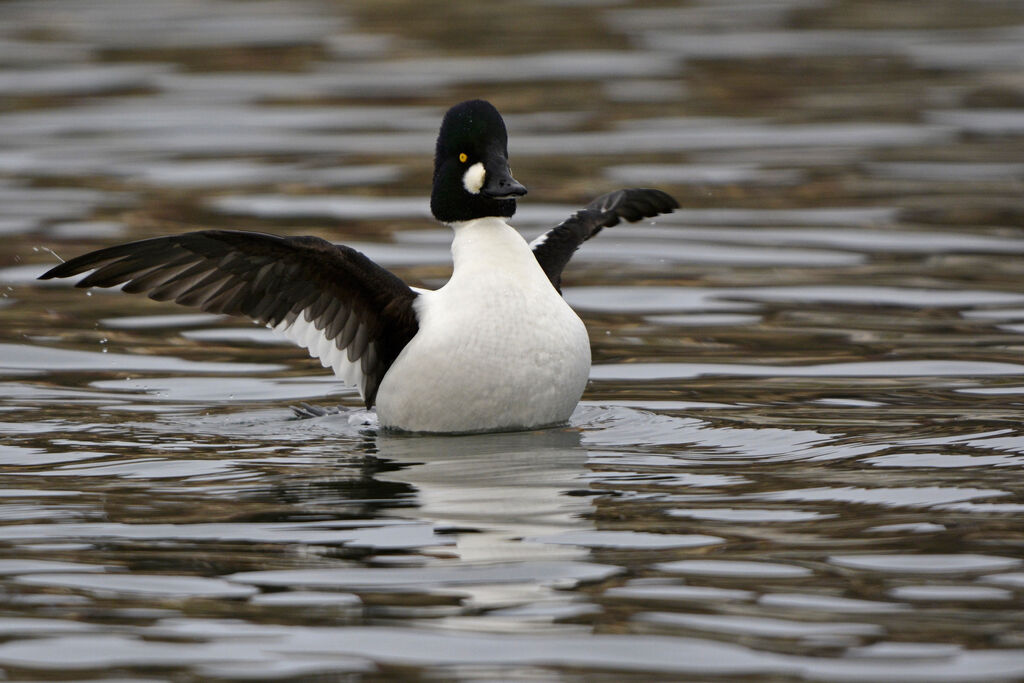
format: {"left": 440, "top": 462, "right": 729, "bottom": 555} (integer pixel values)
{"left": 39, "top": 229, "right": 419, "bottom": 407}
{"left": 531, "top": 188, "right": 679, "bottom": 293}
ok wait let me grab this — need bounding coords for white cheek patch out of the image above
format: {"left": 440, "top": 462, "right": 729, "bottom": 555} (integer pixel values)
{"left": 462, "top": 162, "right": 486, "bottom": 195}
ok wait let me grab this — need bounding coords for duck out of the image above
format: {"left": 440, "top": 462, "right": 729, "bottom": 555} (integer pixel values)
{"left": 39, "top": 99, "right": 678, "bottom": 434}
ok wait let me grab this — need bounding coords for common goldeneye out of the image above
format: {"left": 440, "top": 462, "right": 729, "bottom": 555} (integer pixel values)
{"left": 39, "top": 99, "right": 677, "bottom": 433}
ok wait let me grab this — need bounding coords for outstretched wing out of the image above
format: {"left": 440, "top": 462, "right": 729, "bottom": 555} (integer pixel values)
{"left": 38, "top": 230, "right": 419, "bottom": 407}
{"left": 531, "top": 188, "right": 679, "bottom": 293}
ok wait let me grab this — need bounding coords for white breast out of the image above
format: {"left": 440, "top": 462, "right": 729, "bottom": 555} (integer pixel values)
{"left": 375, "top": 217, "right": 591, "bottom": 433}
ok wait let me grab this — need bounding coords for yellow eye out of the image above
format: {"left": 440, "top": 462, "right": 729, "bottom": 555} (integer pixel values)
{"left": 459, "top": 152, "right": 468, "bottom": 163}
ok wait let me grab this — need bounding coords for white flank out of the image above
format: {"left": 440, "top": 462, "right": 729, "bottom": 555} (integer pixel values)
{"left": 462, "top": 162, "right": 486, "bottom": 194}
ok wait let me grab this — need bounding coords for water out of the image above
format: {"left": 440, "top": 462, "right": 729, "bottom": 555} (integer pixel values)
{"left": 3, "top": 0, "right": 1024, "bottom": 679}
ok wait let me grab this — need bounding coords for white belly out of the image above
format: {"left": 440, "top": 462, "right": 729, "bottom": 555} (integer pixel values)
{"left": 374, "top": 218, "right": 591, "bottom": 433}
{"left": 376, "top": 287, "right": 590, "bottom": 433}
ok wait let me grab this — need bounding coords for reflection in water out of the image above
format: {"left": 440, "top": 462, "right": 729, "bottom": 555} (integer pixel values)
{"left": 373, "top": 428, "right": 591, "bottom": 554}
{"left": 4, "top": 0, "right": 1024, "bottom": 678}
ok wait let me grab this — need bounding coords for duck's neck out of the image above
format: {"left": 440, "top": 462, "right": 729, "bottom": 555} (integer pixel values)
{"left": 447, "top": 217, "right": 535, "bottom": 277}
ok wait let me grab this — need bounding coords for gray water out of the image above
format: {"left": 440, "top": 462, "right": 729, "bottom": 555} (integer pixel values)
{"left": 2, "top": 0, "right": 1024, "bottom": 679}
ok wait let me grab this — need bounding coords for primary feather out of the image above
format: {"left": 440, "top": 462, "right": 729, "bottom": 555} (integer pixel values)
{"left": 38, "top": 230, "right": 418, "bottom": 407}
{"left": 531, "top": 188, "right": 679, "bottom": 292}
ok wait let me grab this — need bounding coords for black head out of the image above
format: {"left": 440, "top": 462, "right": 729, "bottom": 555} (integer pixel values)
{"left": 430, "top": 100, "right": 527, "bottom": 223}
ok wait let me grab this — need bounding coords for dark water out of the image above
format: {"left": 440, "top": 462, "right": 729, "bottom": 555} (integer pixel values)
{"left": 2, "top": 0, "right": 1024, "bottom": 679}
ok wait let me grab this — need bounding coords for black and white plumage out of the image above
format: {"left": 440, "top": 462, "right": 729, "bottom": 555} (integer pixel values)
{"left": 39, "top": 231, "right": 418, "bottom": 407}
{"left": 531, "top": 188, "right": 679, "bottom": 293}
{"left": 39, "top": 100, "right": 678, "bottom": 434}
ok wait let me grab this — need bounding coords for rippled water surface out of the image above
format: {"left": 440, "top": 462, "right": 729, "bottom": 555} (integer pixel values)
{"left": 3, "top": 0, "right": 1024, "bottom": 680}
